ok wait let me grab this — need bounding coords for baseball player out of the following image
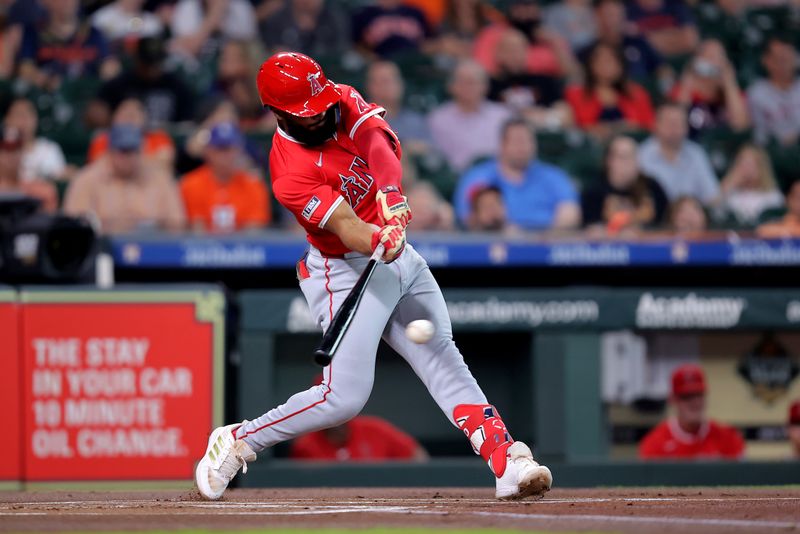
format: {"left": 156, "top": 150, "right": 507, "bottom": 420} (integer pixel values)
{"left": 195, "top": 52, "right": 552, "bottom": 501}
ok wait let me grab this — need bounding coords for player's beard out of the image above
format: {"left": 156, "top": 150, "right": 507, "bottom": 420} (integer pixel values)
{"left": 283, "top": 105, "right": 340, "bottom": 147}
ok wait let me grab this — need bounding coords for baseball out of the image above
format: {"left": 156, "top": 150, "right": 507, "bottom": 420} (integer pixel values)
{"left": 405, "top": 319, "right": 435, "bottom": 344}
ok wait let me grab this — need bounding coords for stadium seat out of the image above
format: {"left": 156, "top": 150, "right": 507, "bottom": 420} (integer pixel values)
{"left": 697, "top": 128, "right": 752, "bottom": 176}
{"left": 766, "top": 143, "right": 800, "bottom": 191}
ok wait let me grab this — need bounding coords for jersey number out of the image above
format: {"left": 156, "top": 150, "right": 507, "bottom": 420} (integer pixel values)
{"left": 339, "top": 157, "right": 374, "bottom": 208}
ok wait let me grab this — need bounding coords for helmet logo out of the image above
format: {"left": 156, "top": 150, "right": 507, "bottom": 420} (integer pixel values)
{"left": 307, "top": 71, "right": 323, "bottom": 97}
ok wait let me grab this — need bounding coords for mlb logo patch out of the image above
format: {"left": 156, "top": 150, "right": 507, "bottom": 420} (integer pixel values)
{"left": 302, "top": 196, "right": 321, "bottom": 221}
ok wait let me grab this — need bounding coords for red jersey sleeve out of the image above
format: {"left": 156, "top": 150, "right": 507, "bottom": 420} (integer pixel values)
{"left": 337, "top": 84, "right": 402, "bottom": 159}
{"left": 273, "top": 172, "right": 343, "bottom": 231}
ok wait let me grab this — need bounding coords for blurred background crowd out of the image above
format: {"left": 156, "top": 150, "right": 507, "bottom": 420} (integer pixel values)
{"left": 2, "top": 0, "right": 800, "bottom": 238}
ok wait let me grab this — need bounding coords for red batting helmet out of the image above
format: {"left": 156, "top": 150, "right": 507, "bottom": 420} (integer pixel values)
{"left": 257, "top": 52, "right": 342, "bottom": 118}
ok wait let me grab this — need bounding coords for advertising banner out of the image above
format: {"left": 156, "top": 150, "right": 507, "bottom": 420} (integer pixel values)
{"left": 0, "top": 288, "right": 21, "bottom": 484}
{"left": 20, "top": 288, "right": 224, "bottom": 482}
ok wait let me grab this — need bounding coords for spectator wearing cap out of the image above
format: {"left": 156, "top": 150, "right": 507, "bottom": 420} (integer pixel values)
{"left": 454, "top": 118, "right": 580, "bottom": 231}
{"left": 64, "top": 124, "right": 185, "bottom": 234}
{"left": 87, "top": 97, "right": 175, "bottom": 171}
{"left": 95, "top": 36, "right": 195, "bottom": 126}
{"left": 747, "top": 36, "right": 800, "bottom": 147}
{"left": 638, "top": 103, "right": 720, "bottom": 207}
{"left": 17, "top": 0, "right": 120, "bottom": 90}
{"left": 0, "top": 126, "right": 57, "bottom": 213}
{"left": 639, "top": 364, "right": 745, "bottom": 460}
{"left": 180, "top": 122, "right": 270, "bottom": 232}
{"left": 467, "top": 185, "right": 513, "bottom": 233}
{"left": 3, "top": 97, "right": 67, "bottom": 182}
{"left": 788, "top": 400, "right": 800, "bottom": 459}
{"left": 625, "top": 0, "right": 699, "bottom": 58}
{"left": 429, "top": 59, "right": 512, "bottom": 173}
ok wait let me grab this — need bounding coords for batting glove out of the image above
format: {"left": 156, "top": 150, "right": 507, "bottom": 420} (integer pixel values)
{"left": 376, "top": 186, "right": 412, "bottom": 228}
{"left": 371, "top": 224, "right": 406, "bottom": 263}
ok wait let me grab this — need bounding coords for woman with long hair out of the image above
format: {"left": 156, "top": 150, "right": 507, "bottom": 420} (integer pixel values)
{"left": 720, "top": 144, "right": 783, "bottom": 226}
{"left": 565, "top": 42, "right": 655, "bottom": 140}
{"left": 581, "top": 134, "right": 667, "bottom": 234}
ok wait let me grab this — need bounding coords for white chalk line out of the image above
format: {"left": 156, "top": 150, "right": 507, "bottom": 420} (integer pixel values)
{"left": 4, "top": 496, "right": 800, "bottom": 508}
{"left": 0, "top": 506, "right": 797, "bottom": 530}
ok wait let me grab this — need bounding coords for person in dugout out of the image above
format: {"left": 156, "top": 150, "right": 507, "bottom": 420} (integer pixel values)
{"left": 639, "top": 363, "right": 745, "bottom": 459}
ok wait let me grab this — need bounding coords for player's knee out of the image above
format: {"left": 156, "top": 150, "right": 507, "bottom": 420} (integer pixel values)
{"left": 325, "top": 383, "right": 371, "bottom": 424}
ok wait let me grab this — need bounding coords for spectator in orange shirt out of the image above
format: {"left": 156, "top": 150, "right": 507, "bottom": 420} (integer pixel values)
{"left": 757, "top": 181, "right": 800, "bottom": 238}
{"left": 64, "top": 125, "right": 185, "bottom": 234}
{"left": 639, "top": 364, "right": 745, "bottom": 460}
{"left": 291, "top": 415, "right": 428, "bottom": 462}
{"left": 88, "top": 97, "right": 175, "bottom": 171}
{"left": 180, "top": 122, "right": 270, "bottom": 232}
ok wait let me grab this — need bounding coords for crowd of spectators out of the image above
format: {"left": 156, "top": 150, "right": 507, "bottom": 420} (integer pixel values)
{"left": 1, "top": 0, "right": 799, "bottom": 238}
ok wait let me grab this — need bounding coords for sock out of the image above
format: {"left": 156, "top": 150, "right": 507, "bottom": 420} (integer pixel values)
{"left": 453, "top": 404, "right": 513, "bottom": 477}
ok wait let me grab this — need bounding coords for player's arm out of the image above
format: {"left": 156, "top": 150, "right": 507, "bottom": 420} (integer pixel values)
{"left": 353, "top": 127, "right": 402, "bottom": 189}
{"left": 324, "top": 200, "right": 405, "bottom": 262}
{"left": 353, "top": 127, "right": 412, "bottom": 228}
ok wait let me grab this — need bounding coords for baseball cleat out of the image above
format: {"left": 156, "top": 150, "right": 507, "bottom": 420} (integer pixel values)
{"left": 495, "top": 442, "right": 552, "bottom": 500}
{"left": 195, "top": 422, "right": 256, "bottom": 500}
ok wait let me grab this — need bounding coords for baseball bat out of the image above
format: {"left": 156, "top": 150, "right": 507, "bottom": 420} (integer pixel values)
{"left": 313, "top": 243, "right": 385, "bottom": 367}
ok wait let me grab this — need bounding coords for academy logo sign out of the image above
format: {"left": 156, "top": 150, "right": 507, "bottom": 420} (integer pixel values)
{"left": 636, "top": 293, "right": 746, "bottom": 329}
{"left": 447, "top": 297, "right": 599, "bottom": 327}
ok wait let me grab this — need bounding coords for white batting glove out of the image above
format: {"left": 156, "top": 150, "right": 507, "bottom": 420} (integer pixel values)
{"left": 376, "top": 186, "right": 412, "bottom": 228}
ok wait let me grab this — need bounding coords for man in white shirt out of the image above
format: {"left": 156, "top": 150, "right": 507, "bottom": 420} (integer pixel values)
{"left": 429, "top": 60, "right": 512, "bottom": 173}
{"left": 638, "top": 103, "right": 720, "bottom": 206}
{"left": 747, "top": 35, "right": 800, "bottom": 147}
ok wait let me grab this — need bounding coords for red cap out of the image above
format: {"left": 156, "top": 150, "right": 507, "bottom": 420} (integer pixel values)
{"left": 671, "top": 364, "right": 706, "bottom": 397}
{"left": 790, "top": 400, "right": 800, "bottom": 426}
{"left": 257, "top": 52, "right": 342, "bottom": 117}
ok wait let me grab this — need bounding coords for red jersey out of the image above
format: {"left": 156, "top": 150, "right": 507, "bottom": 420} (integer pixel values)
{"left": 270, "top": 85, "right": 402, "bottom": 256}
{"left": 639, "top": 418, "right": 745, "bottom": 460}
{"left": 289, "top": 416, "right": 420, "bottom": 461}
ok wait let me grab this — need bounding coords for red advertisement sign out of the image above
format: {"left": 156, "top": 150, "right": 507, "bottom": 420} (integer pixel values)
{"left": 21, "top": 294, "right": 222, "bottom": 481}
{"left": 0, "top": 296, "right": 21, "bottom": 482}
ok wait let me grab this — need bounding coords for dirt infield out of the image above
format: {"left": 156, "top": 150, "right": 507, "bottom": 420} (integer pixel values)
{"left": 1, "top": 487, "right": 799, "bottom": 533}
